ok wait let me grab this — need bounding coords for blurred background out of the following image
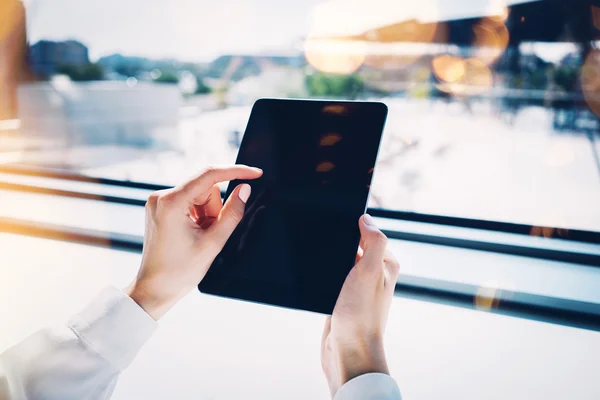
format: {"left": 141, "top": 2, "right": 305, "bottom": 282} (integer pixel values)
{"left": 2, "top": 2, "right": 600, "bottom": 399}
{"left": 1, "top": 0, "right": 599, "bottom": 232}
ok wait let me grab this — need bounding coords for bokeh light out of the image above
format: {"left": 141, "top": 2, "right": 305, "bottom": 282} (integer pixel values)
{"left": 365, "top": 19, "right": 438, "bottom": 44}
{"left": 432, "top": 55, "right": 466, "bottom": 84}
{"left": 581, "top": 49, "right": 600, "bottom": 118}
{"left": 462, "top": 58, "right": 493, "bottom": 88}
{"left": 472, "top": 17, "right": 510, "bottom": 66}
{"left": 126, "top": 77, "right": 138, "bottom": 88}
{"left": 150, "top": 69, "right": 162, "bottom": 80}
{"left": 363, "top": 20, "right": 447, "bottom": 70}
{"left": 434, "top": 58, "right": 493, "bottom": 96}
{"left": 179, "top": 71, "right": 197, "bottom": 94}
{"left": 307, "top": 0, "right": 446, "bottom": 72}
{"left": 304, "top": 38, "right": 366, "bottom": 74}
{"left": 483, "top": 0, "right": 510, "bottom": 23}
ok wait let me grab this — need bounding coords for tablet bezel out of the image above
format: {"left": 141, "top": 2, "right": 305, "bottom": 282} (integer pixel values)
{"left": 198, "top": 98, "right": 388, "bottom": 314}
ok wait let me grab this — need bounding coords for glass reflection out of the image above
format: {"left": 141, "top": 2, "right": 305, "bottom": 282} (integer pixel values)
{"left": 1, "top": 0, "right": 599, "bottom": 231}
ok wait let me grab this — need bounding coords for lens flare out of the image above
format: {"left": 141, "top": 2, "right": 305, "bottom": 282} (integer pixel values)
{"left": 472, "top": 17, "right": 510, "bottom": 66}
{"left": 304, "top": 38, "right": 366, "bottom": 74}
{"left": 581, "top": 50, "right": 600, "bottom": 118}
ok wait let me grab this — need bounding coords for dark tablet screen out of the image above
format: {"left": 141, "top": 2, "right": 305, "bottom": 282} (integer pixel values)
{"left": 198, "top": 98, "right": 387, "bottom": 314}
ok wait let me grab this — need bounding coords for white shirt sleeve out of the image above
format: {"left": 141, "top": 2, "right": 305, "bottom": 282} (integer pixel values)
{"left": 0, "top": 287, "right": 400, "bottom": 400}
{"left": 0, "top": 286, "right": 157, "bottom": 400}
{"left": 334, "top": 373, "right": 402, "bottom": 400}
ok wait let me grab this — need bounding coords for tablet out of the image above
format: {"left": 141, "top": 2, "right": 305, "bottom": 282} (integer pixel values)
{"left": 198, "top": 98, "right": 387, "bottom": 314}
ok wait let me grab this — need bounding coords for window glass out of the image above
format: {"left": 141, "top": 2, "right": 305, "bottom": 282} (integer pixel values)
{"left": 1, "top": 0, "right": 599, "bottom": 231}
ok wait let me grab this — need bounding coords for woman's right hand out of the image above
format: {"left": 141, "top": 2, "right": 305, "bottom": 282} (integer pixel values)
{"left": 321, "top": 214, "right": 400, "bottom": 397}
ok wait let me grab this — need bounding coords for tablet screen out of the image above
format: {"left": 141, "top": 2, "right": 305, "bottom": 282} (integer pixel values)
{"left": 199, "top": 98, "right": 387, "bottom": 314}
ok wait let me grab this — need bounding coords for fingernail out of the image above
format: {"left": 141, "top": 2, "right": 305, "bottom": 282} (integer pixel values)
{"left": 238, "top": 184, "right": 251, "bottom": 203}
{"left": 251, "top": 167, "right": 263, "bottom": 173}
{"left": 363, "top": 214, "right": 374, "bottom": 226}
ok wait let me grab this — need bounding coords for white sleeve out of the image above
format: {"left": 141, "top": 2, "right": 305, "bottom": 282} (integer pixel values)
{"left": 333, "top": 373, "right": 402, "bottom": 400}
{"left": 0, "top": 287, "right": 157, "bottom": 400}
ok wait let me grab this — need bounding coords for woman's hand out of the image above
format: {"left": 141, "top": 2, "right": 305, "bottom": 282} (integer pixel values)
{"left": 321, "top": 214, "right": 400, "bottom": 397}
{"left": 127, "top": 165, "right": 262, "bottom": 320}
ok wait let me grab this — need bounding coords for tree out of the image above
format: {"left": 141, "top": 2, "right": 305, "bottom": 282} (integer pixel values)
{"left": 115, "top": 63, "right": 141, "bottom": 78}
{"left": 153, "top": 71, "right": 179, "bottom": 84}
{"left": 305, "top": 72, "right": 364, "bottom": 99}
{"left": 195, "top": 77, "right": 211, "bottom": 94}
{"left": 554, "top": 66, "right": 578, "bottom": 93}
{"left": 57, "top": 63, "right": 104, "bottom": 81}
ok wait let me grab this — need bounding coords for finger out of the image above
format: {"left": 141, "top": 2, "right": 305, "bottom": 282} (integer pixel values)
{"left": 358, "top": 214, "right": 387, "bottom": 268}
{"left": 177, "top": 165, "right": 262, "bottom": 206}
{"left": 191, "top": 184, "right": 223, "bottom": 228}
{"left": 206, "top": 184, "right": 251, "bottom": 248}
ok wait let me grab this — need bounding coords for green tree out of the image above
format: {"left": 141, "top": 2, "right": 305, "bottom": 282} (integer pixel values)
{"left": 195, "top": 77, "right": 211, "bottom": 94}
{"left": 115, "top": 63, "right": 141, "bottom": 78}
{"left": 528, "top": 68, "right": 548, "bottom": 91}
{"left": 554, "top": 66, "right": 578, "bottom": 92}
{"left": 305, "top": 72, "right": 364, "bottom": 99}
{"left": 153, "top": 71, "right": 179, "bottom": 84}
{"left": 57, "top": 63, "right": 104, "bottom": 81}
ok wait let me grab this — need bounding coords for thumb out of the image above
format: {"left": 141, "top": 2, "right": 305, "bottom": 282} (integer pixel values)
{"left": 357, "top": 214, "right": 387, "bottom": 268}
{"left": 207, "top": 184, "right": 251, "bottom": 248}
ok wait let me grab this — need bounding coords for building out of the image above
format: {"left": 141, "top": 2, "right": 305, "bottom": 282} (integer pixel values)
{"left": 28, "top": 40, "right": 90, "bottom": 77}
{"left": 17, "top": 80, "right": 182, "bottom": 149}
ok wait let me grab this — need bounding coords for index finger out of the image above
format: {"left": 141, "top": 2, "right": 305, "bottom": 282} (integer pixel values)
{"left": 178, "top": 165, "right": 262, "bottom": 205}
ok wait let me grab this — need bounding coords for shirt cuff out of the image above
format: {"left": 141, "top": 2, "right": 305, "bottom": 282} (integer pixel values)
{"left": 67, "top": 286, "right": 158, "bottom": 371}
{"left": 334, "top": 373, "right": 401, "bottom": 400}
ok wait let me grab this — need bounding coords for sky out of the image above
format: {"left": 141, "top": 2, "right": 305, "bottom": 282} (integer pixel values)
{"left": 24, "top": 0, "right": 324, "bottom": 62}
{"left": 22, "top": 0, "right": 572, "bottom": 64}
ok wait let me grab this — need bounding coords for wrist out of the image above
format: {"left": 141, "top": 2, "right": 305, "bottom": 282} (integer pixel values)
{"left": 335, "top": 336, "right": 390, "bottom": 386}
{"left": 126, "top": 281, "right": 178, "bottom": 321}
